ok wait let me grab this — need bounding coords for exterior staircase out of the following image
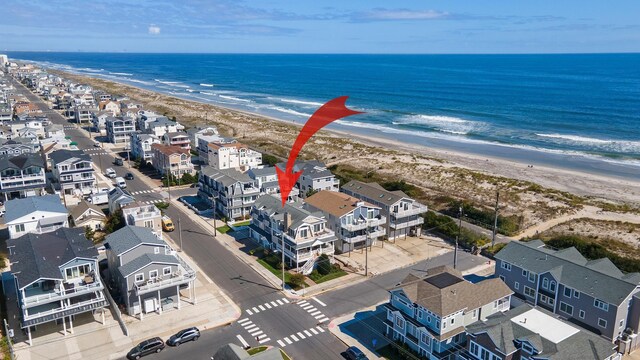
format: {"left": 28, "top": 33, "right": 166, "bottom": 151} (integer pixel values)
{"left": 300, "top": 254, "right": 320, "bottom": 275}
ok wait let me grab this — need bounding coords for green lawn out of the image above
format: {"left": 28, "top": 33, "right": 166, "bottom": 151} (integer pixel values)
{"left": 216, "top": 225, "right": 232, "bottom": 234}
{"left": 234, "top": 220, "right": 251, "bottom": 227}
{"left": 247, "top": 346, "right": 267, "bottom": 355}
{"left": 309, "top": 269, "right": 348, "bottom": 284}
{"left": 256, "top": 256, "right": 308, "bottom": 290}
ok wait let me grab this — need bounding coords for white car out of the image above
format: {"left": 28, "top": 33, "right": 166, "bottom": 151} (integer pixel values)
{"left": 115, "top": 177, "right": 127, "bottom": 189}
{"left": 105, "top": 168, "right": 117, "bottom": 178}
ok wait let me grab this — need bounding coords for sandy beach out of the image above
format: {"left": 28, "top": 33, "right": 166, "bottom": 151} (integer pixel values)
{"left": 52, "top": 70, "right": 640, "bottom": 237}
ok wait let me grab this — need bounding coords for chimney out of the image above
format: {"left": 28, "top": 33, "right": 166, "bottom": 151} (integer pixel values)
{"left": 284, "top": 212, "right": 292, "bottom": 231}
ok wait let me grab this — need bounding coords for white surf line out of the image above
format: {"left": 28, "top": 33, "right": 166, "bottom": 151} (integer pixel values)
{"left": 312, "top": 297, "right": 327, "bottom": 307}
{"left": 236, "top": 335, "right": 249, "bottom": 348}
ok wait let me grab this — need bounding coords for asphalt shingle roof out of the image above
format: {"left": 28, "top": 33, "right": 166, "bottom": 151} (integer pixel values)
{"left": 201, "top": 166, "right": 254, "bottom": 187}
{"left": 0, "top": 152, "right": 44, "bottom": 171}
{"left": 342, "top": 180, "right": 410, "bottom": 206}
{"left": 4, "top": 194, "right": 68, "bottom": 223}
{"left": 49, "top": 149, "right": 91, "bottom": 165}
{"left": 495, "top": 240, "right": 640, "bottom": 305}
{"left": 105, "top": 226, "right": 165, "bottom": 256}
{"left": 7, "top": 227, "right": 97, "bottom": 288}
{"left": 118, "top": 253, "right": 179, "bottom": 278}
{"left": 253, "top": 194, "right": 317, "bottom": 230}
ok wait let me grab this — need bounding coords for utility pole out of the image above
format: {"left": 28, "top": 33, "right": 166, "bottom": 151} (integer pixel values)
{"left": 212, "top": 196, "right": 217, "bottom": 236}
{"left": 281, "top": 225, "right": 286, "bottom": 291}
{"left": 492, "top": 190, "right": 500, "bottom": 248}
{"left": 454, "top": 206, "right": 462, "bottom": 269}
{"left": 365, "top": 220, "right": 370, "bottom": 277}
{"left": 178, "top": 215, "right": 183, "bottom": 251}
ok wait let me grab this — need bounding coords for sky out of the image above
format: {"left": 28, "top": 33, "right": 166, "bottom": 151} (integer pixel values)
{"left": 2, "top": 0, "right": 640, "bottom": 54}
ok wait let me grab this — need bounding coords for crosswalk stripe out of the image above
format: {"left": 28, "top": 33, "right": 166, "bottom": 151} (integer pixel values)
{"left": 258, "top": 334, "right": 267, "bottom": 340}
{"left": 276, "top": 299, "right": 284, "bottom": 305}
{"left": 284, "top": 337, "right": 292, "bottom": 345}
{"left": 249, "top": 329, "right": 263, "bottom": 336}
{"left": 258, "top": 305, "right": 265, "bottom": 311}
{"left": 246, "top": 309, "right": 253, "bottom": 315}
{"left": 252, "top": 307, "right": 259, "bottom": 313}
{"left": 277, "top": 340, "right": 286, "bottom": 347}
{"left": 258, "top": 337, "right": 270, "bottom": 344}
{"left": 304, "top": 330, "right": 312, "bottom": 337}
{"left": 312, "top": 297, "right": 327, "bottom": 307}
{"left": 316, "top": 326, "right": 325, "bottom": 332}
{"left": 314, "top": 314, "right": 326, "bottom": 320}
{"left": 302, "top": 305, "right": 313, "bottom": 310}
{"left": 310, "top": 328, "right": 318, "bottom": 335}
{"left": 270, "top": 301, "right": 278, "bottom": 307}
{"left": 245, "top": 324, "right": 257, "bottom": 330}
{"left": 264, "top": 303, "right": 272, "bottom": 309}
{"left": 236, "top": 335, "right": 249, "bottom": 348}
{"left": 310, "top": 310, "right": 321, "bottom": 316}
{"left": 318, "top": 317, "right": 329, "bottom": 323}
{"left": 298, "top": 300, "right": 308, "bottom": 305}
{"left": 290, "top": 335, "right": 299, "bottom": 342}
{"left": 283, "top": 298, "right": 290, "bottom": 303}
{"left": 238, "top": 318, "right": 250, "bottom": 324}
{"left": 296, "top": 332, "right": 305, "bottom": 339}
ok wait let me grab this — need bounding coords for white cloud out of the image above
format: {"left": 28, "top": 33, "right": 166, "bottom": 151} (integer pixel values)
{"left": 148, "top": 25, "right": 161, "bottom": 35}
{"left": 353, "top": 9, "right": 449, "bottom": 22}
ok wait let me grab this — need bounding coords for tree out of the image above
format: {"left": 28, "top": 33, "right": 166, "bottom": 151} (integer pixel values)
{"left": 84, "top": 226, "right": 95, "bottom": 242}
{"left": 104, "top": 210, "right": 123, "bottom": 234}
{"left": 181, "top": 172, "right": 196, "bottom": 184}
{"left": 306, "top": 188, "right": 318, "bottom": 198}
{"left": 289, "top": 273, "right": 305, "bottom": 288}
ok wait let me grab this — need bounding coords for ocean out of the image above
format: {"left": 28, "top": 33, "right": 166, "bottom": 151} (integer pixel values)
{"left": 8, "top": 52, "right": 640, "bottom": 178}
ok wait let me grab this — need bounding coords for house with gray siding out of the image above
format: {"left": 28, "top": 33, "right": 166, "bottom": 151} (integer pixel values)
{"left": 104, "top": 226, "right": 196, "bottom": 319}
{"left": 466, "top": 304, "right": 621, "bottom": 360}
{"left": 6, "top": 227, "right": 108, "bottom": 345}
{"left": 247, "top": 166, "right": 299, "bottom": 200}
{"left": 385, "top": 265, "right": 512, "bottom": 360}
{"left": 198, "top": 166, "right": 260, "bottom": 220}
{"left": 494, "top": 240, "right": 640, "bottom": 343}
{"left": 342, "top": 180, "right": 428, "bottom": 240}
{"left": 276, "top": 160, "right": 339, "bottom": 198}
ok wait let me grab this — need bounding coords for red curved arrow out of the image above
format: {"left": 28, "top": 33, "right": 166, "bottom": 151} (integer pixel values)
{"left": 276, "top": 96, "right": 363, "bottom": 206}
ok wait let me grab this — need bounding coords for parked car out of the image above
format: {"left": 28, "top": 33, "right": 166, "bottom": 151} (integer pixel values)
{"left": 344, "top": 346, "right": 368, "bottom": 360}
{"left": 161, "top": 215, "right": 175, "bottom": 232}
{"left": 93, "top": 142, "right": 101, "bottom": 147}
{"left": 166, "top": 327, "right": 200, "bottom": 346}
{"left": 125, "top": 172, "right": 134, "bottom": 180}
{"left": 115, "top": 177, "right": 127, "bottom": 189}
{"left": 127, "top": 337, "right": 165, "bottom": 359}
{"left": 105, "top": 168, "right": 117, "bottom": 178}
{"left": 114, "top": 158, "right": 124, "bottom": 166}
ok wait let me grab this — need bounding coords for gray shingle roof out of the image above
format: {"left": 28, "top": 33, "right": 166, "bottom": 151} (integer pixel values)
{"left": 0, "top": 153, "right": 44, "bottom": 171}
{"left": 105, "top": 226, "right": 165, "bottom": 256}
{"left": 466, "top": 304, "right": 618, "bottom": 360}
{"left": 276, "top": 160, "right": 332, "bottom": 179}
{"left": 7, "top": 227, "right": 97, "bottom": 288}
{"left": 254, "top": 194, "right": 320, "bottom": 230}
{"left": 118, "top": 253, "right": 179, "bottom": 278}
{"left": 495, "top": 240, "right": 639, "bottom": 305}
{"left": 49, "top": 149, "right": 91, "bottom": 165}
{"left": 5, "top": 194, "right": 68, "bottom": 223}
{"left": 247, "top": 166, "right": 276, "bottom": 178}
{"left": 201, "top": 166, "right": 254, "bottom": 187}
{"left": 342, "top": 180, "right": 410, "bottom": 206}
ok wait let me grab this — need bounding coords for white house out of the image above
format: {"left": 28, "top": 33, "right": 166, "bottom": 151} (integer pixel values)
{"left": 207, "top": 139, "right": 262, "bottom": 171}
{"left": 5, "top": 195, "right": 69, "bottom": 239}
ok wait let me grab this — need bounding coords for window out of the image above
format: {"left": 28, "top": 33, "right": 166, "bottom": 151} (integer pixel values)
{"left": 501, "top": 262, "right": 511, "bottom": 271}
{"left": 524, "top": 286, "right": 536, "bottom": 298}
{"left": 542, "top": 278, "right": 549, "bottom": 289}
{"left": 549, "top": 281, "right": 556, "bottom": 292}
{"left": 417, "top": 310, "right": 423, "bottom": 319}
{"left": 499, "top": 275, "right": 505, "bottom": 282}
{"left": 427, "top": 316, "right": 431, "bottom": 323}
{"left": 443, "top": 321, "right": 447, "bottom": 329}
{"left": 522, "top": 269, "right": 528, "bottom": 277}
{"left": 528, "top": 272, "right": 535, "bottom": 283}
{"left": 154, "top": 247, "right": 160, "bottom": 254}
{"left": 163, "top": 267, "right": 171, "bottom": 276}
{"left": 472, "top": 309, "right": 477, "bottom": 318}
{"left": 594, "top": 299, "right": 609, "bottom": 311}
{"left": 579, "top": 310, "right": 585, "bottom": 319}
{"left": 598, "top": 318, "right": 607, "bottom": 328}
{"left": 149, "top": 270, "right": 158, "bottom": 279}
{"left": 299, "top": 229, "right": 308, "bottom": 238}
{"left": 522, "top": 343, "right": 534, "bottom": 354}
{"left": 421, "top": 332, "right": 429, "bottom": 345}
{"left": 14, "top": 224, "right": 25, "bottom": 233}
{"left": 450, "top": 318, "right": 454, "bottom": 324}
{"left": 620, "top": 320, "right": 625, "bottom": 328}
{"left": 470, "top": 342, "right": 478, "bottom": 355}
{"left": 436, "top": 320, "right": 440, "bottom": 328}
{"left": 144, "top": 220, "right": 154, "bottom": 229}
{"left": 395, "top": 316, "right": 405, "bottom": 329}
{"left": 564, "top": 287, "right": 572, "bottom": 297}
{"left": 135, "top": 274, "right": 144, "bottom": 283}
{"left": 387, "top": 311, "right": 393, "bottom": 321}
{"left": 515, "top": 282, "right": 520, "bottom": 290}
{"left": 64, "top": 264, "right": 91, "bottom": 280}
{"left": 559, "top": 302, "right": 574, "bottom": 316}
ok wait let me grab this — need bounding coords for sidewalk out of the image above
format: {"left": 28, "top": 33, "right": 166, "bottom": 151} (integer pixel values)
{"left": 328, "top": 304, "right": 386, "bottom": 360}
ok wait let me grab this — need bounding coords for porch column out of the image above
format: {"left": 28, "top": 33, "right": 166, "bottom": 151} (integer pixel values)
{"left": 296, "top": 250, "right": 299, "bottom": 272}
{"left": 192, "top": 281, "right": 197, "bottom": 305}
{"left": 157, "top": 290, "right": 162, "bottom": 314}
{"left": 62, "top": 315, "right": 67, "bottom": 335}
{"left": 101, "top": 308, "right": 105, "bottom": 325}
{"left": 27, "top": 326, "right": 32, "bottom": 346}
{"left": 68, "top": 316, "right": 73, "bottom": 334}
{"left": 176, "top": 285, "right": 181, "bottom": 309}
{"left": 138, "top": 295, "right": 143, "bottom": 320}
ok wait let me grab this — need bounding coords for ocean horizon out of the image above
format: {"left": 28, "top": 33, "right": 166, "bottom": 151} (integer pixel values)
{"left": 9, "top": 52, "right": 640, "bottom": 178}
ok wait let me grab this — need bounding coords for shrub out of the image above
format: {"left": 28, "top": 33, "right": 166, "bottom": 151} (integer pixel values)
{"left": 262, "top": 154, "right": 280, "bottom": 166}
{"left": 443, "top": 200, "right": 522, "bottom": 236}
{"left": 316, "top": 254, "right": 332, "bottom": 275}
{"left": 289, "top": 273, "right": 306, "bottom": 287}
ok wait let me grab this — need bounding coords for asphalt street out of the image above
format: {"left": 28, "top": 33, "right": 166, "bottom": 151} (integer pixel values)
{"left": 13, "top": 78, "right": 492, "bottom": 360}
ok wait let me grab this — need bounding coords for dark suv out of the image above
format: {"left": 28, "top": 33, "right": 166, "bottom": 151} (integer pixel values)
{"left": 166, "top": 327, "right": 200, "bottom": 346}
{"left": 127, "top": 337, "right": 165, "bottom": 359}
{"left": 344, "top": 346, "right": 368, "bottom": 360}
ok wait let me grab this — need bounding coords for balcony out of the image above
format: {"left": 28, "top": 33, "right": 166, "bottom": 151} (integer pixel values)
{"left": 22, "top": 295, "right": 108, "bottom": 327}
{"left": 390, "top": 217, "right": 424, "bottom": 230}
{"left": 343, "top": 228, "right": 386, "bottom": 244}
{"left": 392, "top": 204, "right": 428, "bottom": 219}
{"left": 293, "top": 244, "right": 335, "bottom": 262}
{"left": 342, "top": 217, "right": 386, "bottom": 232}
{"left": 1, "top": 172, "right": 45, "bottom": 182}
{"left": 134, "top": 270, "right": 195, "bottom": 295}
{"left": 22, "top": 280, "right": 104, "bottom": 309}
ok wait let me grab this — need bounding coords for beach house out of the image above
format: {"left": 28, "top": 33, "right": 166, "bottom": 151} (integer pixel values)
{"left": 4, "top": 194, "right": 69, "bottom": 239}
{"left": 206, "top": 139, "right": 262, "bottom": 170}
{"left": 50, "top": 149, "right": 96, "bottom": 196}
{"left": 304, "top": 190, "right": 387, "bottom": 253}
{"left": 73, "top": 103, "right": 97, "bottom": 124}
{"left": 494, "top": 240, "right": 640, "bottom": 344}
{"left": 198, "top": 166, "right": 260, "bottom": 220}
{"left": 277, "top": 160, "right": 339, "bottom": 198}
{"left": 150, "top": 143, "right": 194, "bottom": 179}
{"left": 98, "top": 100, "right": 120, "bottom": 115}
{"left": 121, "top": 202, "right": 163, "bottom": 238}
{"left": 0, "top": 138, "right": 40, "bottom": 156}
{"left": 161, "top": 131, "right": 191, "bottom": 150}
{"left": 342, "top": 180, "right": 428, "bottom": 240}
{"left": 0, "top": 153, "right": 46, "bottom": 200}
{"left": 385, "top": 266, "right": 512, "bottom": 359}
{"left": 104, "top": 226, "right": 196, "bottom": 318}
{"left": 70, "top": 200, "right": 106, "bottom": 231}
{"left": 107, "top": 187, "right": 135, "bottom": 214}
{"left": 249, "top": 194, "right": 337, "bottom": 274}
{"left": 6, "top": 227, "right": 109, "bottom": 345}
{"left": 130, "top": 132, "right": 160, "bottom": 163}
{"left": 106, "top": 116, "right": 135, "bottom": 146}
{"left": 247, "top": 166, "right": 300, "bottom": 200}
{"left": 146, "top": 117, "right": 182, "bottom": 138}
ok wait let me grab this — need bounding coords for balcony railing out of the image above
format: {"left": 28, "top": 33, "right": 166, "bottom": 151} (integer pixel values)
{"left": 343, "top": 228, "right": 386, "bottom": 244}
{"left": 134, "top": 271, "right": 196, "bottom": 295}
{"left": 392, "top": 204, "right": 428, "bottom": 219}
{"left": 294, "top": 245, "right": 335, "bottom": 262}
{"left": 23, "top": 295, "right": 108, "bottom": 327}
{"left": 2, "top": 180, "right": 46, "bottom": 188}
{"left": 22, "top": 281, "right": 104, "bottom": 308}
{"left": 389, "top": 218, "right": 424, "bottom": 230}
{"left": 342, "top": 217, "right": 386, "bottom": 232}
{"left": 1, "top": 172, "right": 45, "bottom": 181}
